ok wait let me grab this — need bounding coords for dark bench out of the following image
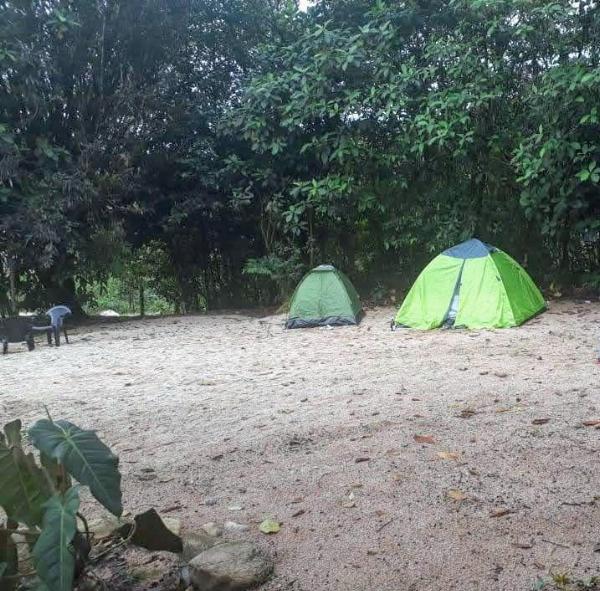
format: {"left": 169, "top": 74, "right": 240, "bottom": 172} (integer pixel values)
{"left": 0, "top": 317, "right": 35, "bottom": 354}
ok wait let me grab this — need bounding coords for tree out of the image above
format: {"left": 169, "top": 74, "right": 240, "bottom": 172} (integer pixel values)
{"left": 2, "top": 0, "right": 599, "bottom": 313}
{"left": 0, "top": 0, "right": 283, "bottom": 312}
{"left": 226, "top": 0, "right": 600, "bottom": 293}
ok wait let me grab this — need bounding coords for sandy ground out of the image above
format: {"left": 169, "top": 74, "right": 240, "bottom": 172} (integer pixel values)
{"left": 2, "top": 300, "right": 600, "bottom": 591}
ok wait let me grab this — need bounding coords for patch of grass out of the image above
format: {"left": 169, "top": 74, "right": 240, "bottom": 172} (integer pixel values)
{"left": 532, "top": 573, "right": 600, "bottom": 591}
{"left": 85, "top": 277, "right": 173, "bottom": 316}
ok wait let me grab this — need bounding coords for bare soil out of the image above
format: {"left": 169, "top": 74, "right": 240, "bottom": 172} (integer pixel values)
{"left": 2, "top": 300, "right": 600, "bottom": 591}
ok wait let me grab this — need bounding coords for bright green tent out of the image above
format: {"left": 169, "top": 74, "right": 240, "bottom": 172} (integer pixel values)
{"left": 286, "top": 265, "right": 363, "bottom": 329}
{"left": 394, "top": 239, "right": 546, "bottom": 329}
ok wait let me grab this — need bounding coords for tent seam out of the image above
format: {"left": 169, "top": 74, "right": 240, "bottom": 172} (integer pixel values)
{"left": 489, "top": 252, "right": 517, "bottom": 326}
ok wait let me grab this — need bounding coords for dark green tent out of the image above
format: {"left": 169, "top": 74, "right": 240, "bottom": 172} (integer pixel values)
{"left": 285, "top": 265, "right": 363, "bottom": 329}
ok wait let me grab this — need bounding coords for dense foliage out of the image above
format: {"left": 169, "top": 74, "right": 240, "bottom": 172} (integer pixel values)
{"left": 1, "top": 0, "right": 599, "bottom": 314}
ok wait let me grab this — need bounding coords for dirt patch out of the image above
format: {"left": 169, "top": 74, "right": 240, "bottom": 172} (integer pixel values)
{"left": 2, "top": 300, "right": 600, "bottom": 591}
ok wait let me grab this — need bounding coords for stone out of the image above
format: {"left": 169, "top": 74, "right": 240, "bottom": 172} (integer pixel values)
{"left": 223, "top": 521, "right": 249, "bottom": 533}
{"left": 201, "top": 522, "right": 223, "bottom": 537}
{"left": 87, "top": 514, "right": 122, "bottom": 540}
{"left": 11, "top": 532, "right": 35, "bottom": 571}
{"left": 163, "top": 516, "right": 182, "bottom": 537}
{"left": 99, "top": 309, "right": 120, "bottom": 317}
{"left": 127, "top": 552, "right": 181, "bottom": 586}
{"left": 124, "top": 508, "right": 183, "bottom": 553}
{"left": 129, "top": 563, "right": 165, "bottom": 582}
{"left": 188, "top": 541, "right": 273, "bottom": 591}
{"left": 182, "top": 532, "right": 220, "bottom": 562}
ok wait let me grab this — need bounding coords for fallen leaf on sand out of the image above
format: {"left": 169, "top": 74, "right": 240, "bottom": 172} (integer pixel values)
{"left": 340, "top": 491, "right": 356, "bottom": 508}
{"left": 490, "top": 508, "right": 513, "bottom": 517}
{"left": 437, "top": 451, "right": 460, "bottom": 461}
{"left": 456, "top": 408, "right": 477, "bottom": 418}
{"left": 414, "top": 434, "right": 435, "bottom": 444}
{"left": 259, "top": 519, "right": 281, "bottom": 534}
{"left": 355, "top": 457, "right": 370, "bottom": 463}
{"left": 512, "top": 541, "right": 533, "bottom": 549}
{"left": 531, "top": 418, "right": 551, "bottom": 425}
{"left": 447, "top": 489, "right": 467, "bottom": 502}
{"left": 496, "top": 405, "right": 525, "bottom": 414}
{"left": 582, "top": 419, "right": 600, "bottom": 427}
{"left": 494, "top": 372, "right": 509, "bottom": 378}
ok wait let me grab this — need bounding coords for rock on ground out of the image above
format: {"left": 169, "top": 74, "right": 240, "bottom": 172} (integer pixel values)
{"left": 201, "top": 522, "right": 223, "bottom": 538}
{"left": 182, "top": 531, "right": 220, "bottom": 562}
{"left": 223, "top": 521, "right": 248, "bottom": 533}
{"left": 188, "top": 541, "right": 273, "bottom": 591}
{"left": 88, "top": 514, "right": 121, "bottom": 540}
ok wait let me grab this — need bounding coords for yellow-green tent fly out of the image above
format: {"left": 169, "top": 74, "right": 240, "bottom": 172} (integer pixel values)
{"left": 394, "top": 239, "right": 546, "bottom": 329}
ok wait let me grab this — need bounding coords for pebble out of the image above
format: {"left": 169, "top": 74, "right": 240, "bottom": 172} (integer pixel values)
{"left": 224, "top": 521, "right": 249, "bottom": 532}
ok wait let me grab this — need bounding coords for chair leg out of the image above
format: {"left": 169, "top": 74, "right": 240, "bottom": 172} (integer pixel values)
{"left": 46, "top": 329, "right": 53, "bottom": 346}
{"left": 26, "top": 335, "right": 35, "bottom": 351}
{"left": 2, "top": 340, "right": 7, "bottom": 355}
{"left": 54, "top": 326, "right": 60, "bottom": 347}
{"left": 63, "top": 327, "right": 69, "bottom": 344}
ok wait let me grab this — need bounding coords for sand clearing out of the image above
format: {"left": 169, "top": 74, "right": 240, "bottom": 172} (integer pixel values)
{"left": 2, "top": 300, "right": 600, "bottom": 590}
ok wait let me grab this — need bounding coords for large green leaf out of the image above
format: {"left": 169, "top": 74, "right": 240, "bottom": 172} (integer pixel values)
{"left": 0, "top": 435, "right": 51, "bottom": 527}
{"left": 40, "top": 453, "right": 72, "bottom": 495}
{"left": 32, "top": 488, "right": 80, "bottom": 591}
{"left": 4, "top": 420, "right": 22, "bottom": 447}
{"left": 28, "top": 420, "right": 122, "bottom": 517}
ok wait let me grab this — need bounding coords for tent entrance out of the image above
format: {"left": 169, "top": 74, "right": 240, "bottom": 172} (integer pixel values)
{"left": 442, "top": 261, "right": 465, "bottom": 327}
{"left": 445, "top": 293, "right": 460, "bottom": 326}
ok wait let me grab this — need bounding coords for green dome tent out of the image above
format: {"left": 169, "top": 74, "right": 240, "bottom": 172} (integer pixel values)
{"left": 394, "top": 239, "right": 545, "bottom": 329}
{"left": 286, "top": 265, "right": 363, "bottom": 329}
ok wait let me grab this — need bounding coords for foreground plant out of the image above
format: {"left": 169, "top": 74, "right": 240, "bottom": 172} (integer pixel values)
{"left": 0, "top": 416, "right": 122, "bottom": 591}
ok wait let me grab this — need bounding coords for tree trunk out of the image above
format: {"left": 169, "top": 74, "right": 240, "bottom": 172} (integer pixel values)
{"left": 308, "top": 207, "right": 315, "bottom": 268}
{"left": 39, "top": 275, "right": 86, "bottom": 318}
{"left": 8, "top": 259, "right": 17, "bottom": 315}
{"left": 559, "top": 222, "right": 571, "bottom": 272}
{"left": 139, "top": 283, "right": 145, "bottom": 317}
